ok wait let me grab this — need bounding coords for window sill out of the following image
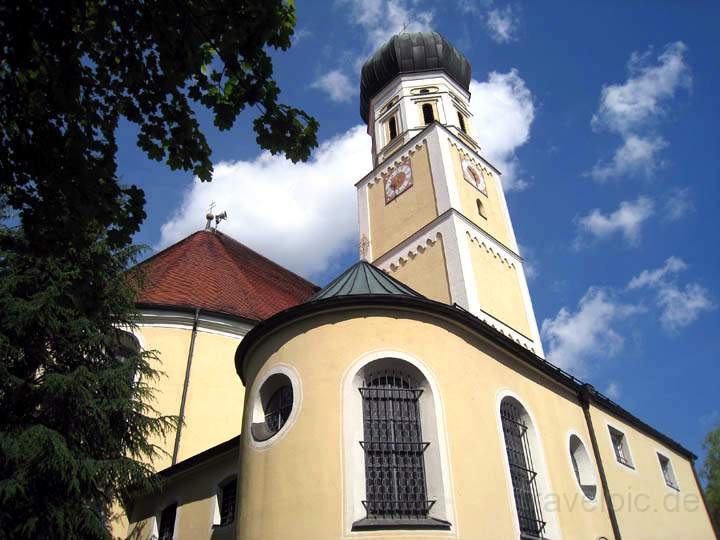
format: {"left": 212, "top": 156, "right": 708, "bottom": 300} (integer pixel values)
{"left": 251, "top": 421, "right": 276, "bottom": 442}
{"left": 352, "top": 517, "right": 451, "bottom": 531}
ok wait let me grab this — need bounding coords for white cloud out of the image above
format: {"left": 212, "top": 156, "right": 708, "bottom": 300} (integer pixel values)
{"left": 590, "top": 135, "right": 667, "bottom": 182}
{"left": 311, "top": 70, "right": 356, "bottom": 102}
{"left": 518, "top": 242, "right": 538, "bottom": 280}
{"left": 158, "top": 126, "right": 372, "bottom": 279}
{"left": 605, "top": 381, "right": 621, "bottom": 400}
{"left": 592, "top": 42, "right": 690, "bottom": 134}
{"left": 627, "top": 257, "right": 714, "bottom": 332}
{"left": 469, "top": 70, "right": 535, "bottom": 190}
{"left": 158, "top": 65, "right": 536, "bottom": 278}
{"left": 628, "top": 256, "right": 687, "bottom": 289}
{"left": 589, "top": 41, "right": 691, "bottom": 181}
{"left": 541, "top": 288, "right": 643, "bottom": 375}
{"left": 577, "top": 196, "right": 655, "bottom": 246}
{"left": 486, "top": 6, "right": 519, "bottom": 43}
{"left": 656, "top": 283, "right": 715, "bottom": 332}
{"left": 339, "top": 0, "right": 434, "bottom": 51}
{"left": 291, "top": 28, "right": 312, "bottom": 46}
{"left": 664, "top": 187, "right": 693, "bottom": 221}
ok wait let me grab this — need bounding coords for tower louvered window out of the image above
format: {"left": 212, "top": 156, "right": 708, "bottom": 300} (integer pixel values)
{"left": 500, "top": 400, "right": 546, "bottom": 539}
{"left": 359, "top": 371, "right": 433, "bottom": 520}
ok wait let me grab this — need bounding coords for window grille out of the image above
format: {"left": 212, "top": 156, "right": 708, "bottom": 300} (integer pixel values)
{"left": 158, "top": 503, "right": 177, "bottom": 540}
{"left": 359, "top": 371, "right": 433, "bottom": 520}
{"left": 219, "top": 478, "right": 237, "bottom": 526}
{"left": 500, "top": 401, "right": 546, "bottom": 540}
{"left": 265, "top": 385, "right": 293, "bottom": 433}
{"left": 422, "top": 103, "right": 435, "bottom": 125}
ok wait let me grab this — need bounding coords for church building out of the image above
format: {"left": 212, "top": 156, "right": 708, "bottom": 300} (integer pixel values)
{"left": 123, "top": 32, "right": 717, "bottom": 540}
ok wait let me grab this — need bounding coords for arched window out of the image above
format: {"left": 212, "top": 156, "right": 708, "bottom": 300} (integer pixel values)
{"left": 422, "top": 103, "right": 435, "bottom": 125}
{"left": 569, "top": 434, "right": 597, "bottom": 500}
{"left": 360, "top": 370, "right": 429, "bottom": 520}
{"left": 476, "top": 199, "right": 486, "bottom": 219}
{"left": 158, "top": 502, "right": 177, "bottom": 540}
{"left": 457, "top": 111, "right": 467, "bottom": 133}
{"left": 344, "top": 355, "right": 452, "bottom": 532}
{"left": 388, "top": 116, "right": 398, "bottom": 141}
{"left": 110, "top": 330, "right": 141, "bottom": 385}
{"left": 500, "top": 398, "right": 546, "bottom": 539}
{"left": 217, "top": 476, "right": 237, "bottom": 526}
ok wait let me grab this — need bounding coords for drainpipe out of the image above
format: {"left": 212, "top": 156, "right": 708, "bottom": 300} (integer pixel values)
{"left": 172, "top": 308, "right": 200, "bottom": 465}
{"left": 579, "top": 384, "right": 622, "bottom": 540}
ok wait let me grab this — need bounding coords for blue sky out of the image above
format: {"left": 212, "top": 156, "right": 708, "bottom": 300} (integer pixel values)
{"left": 118, "top": 1, "right": 720, "bottom": 464}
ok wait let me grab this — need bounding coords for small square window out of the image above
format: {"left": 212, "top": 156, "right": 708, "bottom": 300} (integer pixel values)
{"left": 658, "top": 453, "right": 679, "bottom": 490}
{"left": 608, "top": 426, "right": 633, "bottom": 468}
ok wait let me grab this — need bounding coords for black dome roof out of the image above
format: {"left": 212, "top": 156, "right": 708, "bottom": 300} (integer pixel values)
{"left": 360, "top": 31, "right": 471, "bottom": 123}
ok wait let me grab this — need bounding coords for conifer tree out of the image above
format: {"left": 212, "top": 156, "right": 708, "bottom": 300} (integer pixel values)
{"left": 0, "top": 1, "right": 318, "bottom": 537}
{"left": 703, "top": 423, "right": 720, "bottom": 530}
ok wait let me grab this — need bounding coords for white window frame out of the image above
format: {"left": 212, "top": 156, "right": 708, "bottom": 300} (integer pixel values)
{"left": 566, "top": 430, "right": 598, "bottom": 504}
{"left": 341, "top": 350, "right": 456, "bottom": 535}
{"left": 495, "top": 389, "right": 563, "bottom": 540}
{"left": 212, "top": 474, "right": 238, "bottom": 527}
{"left": 151, "top": 500, "right": 180, "bottom": 540}
{"left": 656, "top": 451, "right": 680, "bottom": 491}
{"left": 246, "top": 364, "right": 302, "bottom": 451}
{"left": 606, "top": 423, "right": 635, "bottom": 471}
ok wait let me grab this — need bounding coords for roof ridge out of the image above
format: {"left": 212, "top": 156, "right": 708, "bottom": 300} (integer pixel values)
{"left": 134, "top": 229, "right": 207, "bottom": 270}
{"left": 311, "top": 260, "right": 423, "bottom": 301}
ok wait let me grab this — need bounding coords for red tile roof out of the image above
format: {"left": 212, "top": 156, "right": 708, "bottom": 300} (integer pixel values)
{"left": 133, "top": 230, "right": 318, "bottom": 321}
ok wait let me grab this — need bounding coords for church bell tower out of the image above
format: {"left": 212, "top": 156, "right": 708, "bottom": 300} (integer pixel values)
{"left": 356, "top": 31, "right": 543, "bottom": 355}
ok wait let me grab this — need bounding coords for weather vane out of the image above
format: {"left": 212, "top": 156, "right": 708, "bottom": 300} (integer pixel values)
{"left": 400, "top": 21, "right": 409, "bottom": 33}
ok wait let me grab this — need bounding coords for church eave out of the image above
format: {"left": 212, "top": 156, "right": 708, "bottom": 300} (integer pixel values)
{"left": 233, "top": 294, "right": 696, "bottom": 460}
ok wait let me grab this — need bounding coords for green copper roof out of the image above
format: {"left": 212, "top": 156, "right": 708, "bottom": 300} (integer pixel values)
{"left": 311, "top": 261, "right": 423, "bottom": 301}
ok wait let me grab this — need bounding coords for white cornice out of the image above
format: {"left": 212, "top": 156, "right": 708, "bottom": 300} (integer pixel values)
{"left": 356, "top": 139, "right": 427, "bottom": 189}
{"left": 137, "top": 308, "right": 254, "bottom": 339}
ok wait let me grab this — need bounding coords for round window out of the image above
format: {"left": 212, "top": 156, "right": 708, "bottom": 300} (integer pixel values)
{"left": 251, "top": 372, "right": 295, "bottom": 443}
{"left": 569, "top": 434, "right": 597, "bottom": 501}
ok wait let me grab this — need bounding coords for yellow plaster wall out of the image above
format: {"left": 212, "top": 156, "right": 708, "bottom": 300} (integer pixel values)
{"left": 135, "top": 326, "right": 193, "bottom": 471}
{"left": 369, "top": 143, "right": 438, "bottom": 258}
{"left": 385, "top": 233, "right": 451, "bottom": 303}
{"left": 132, "top": 326, "right": 245, "bottom": 469}
{"left": 449, "top": 143, "right": 513, "bottom": 248}
{"left": 588, "top": 406, "right": 715, "bottom": 540}
{"left": 178, "top": 331, "right": 246, "bottom": 462}
{"left": 127, "top": 449, "right": 239, "bottom": 540}
{"left": 237, "top": 309, "right": 621, "bottom": 540}
{"left": 467, "top": 237, "right": 531, "bottom": 338}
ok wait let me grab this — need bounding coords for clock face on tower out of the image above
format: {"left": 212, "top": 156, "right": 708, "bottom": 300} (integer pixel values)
{"left": 462, "top": 158, "right": 487, "bottom": 195}
{"left": 384, "top": 161, "right": 413, "bottom": 203}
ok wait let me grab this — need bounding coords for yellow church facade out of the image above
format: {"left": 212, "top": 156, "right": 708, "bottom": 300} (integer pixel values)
{"left": 124, "top": 32, "right": 717, "bottom": 540}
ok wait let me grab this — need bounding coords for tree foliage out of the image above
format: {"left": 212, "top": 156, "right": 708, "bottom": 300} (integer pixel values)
{"left": 0, "top": 1, "right": 318, "bottom": 538}
{"left": 703, "top": 423, "right": 720, "bottom": 530}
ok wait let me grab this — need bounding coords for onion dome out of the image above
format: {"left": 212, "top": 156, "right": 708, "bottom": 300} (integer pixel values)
{"left": 360, "top": 31, "right": 472, "bottom": 123}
